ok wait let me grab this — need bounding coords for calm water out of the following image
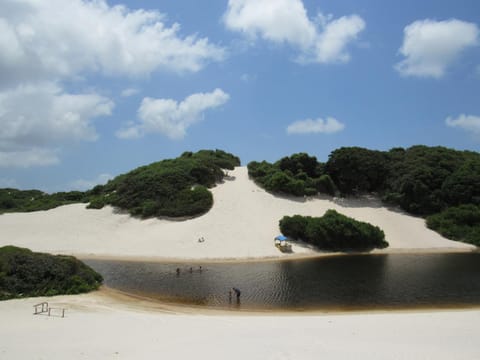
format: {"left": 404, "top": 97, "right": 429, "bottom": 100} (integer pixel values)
{"left": 84, "top": 253, "right": 480, "bottom": 311}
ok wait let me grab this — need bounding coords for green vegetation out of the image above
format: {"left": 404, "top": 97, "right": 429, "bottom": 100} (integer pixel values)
{"left": 426, "top": 205, "right": 480, "bottom": 246}
{"left": 0, "top": 246, "right": 103, "bottom": 300}
{"left": 279, "top": 210, "right": 388, "bottom": 251}
{"left": 0, "top": 149, "right": 240, "bottom": 219}
{"left": 248, "top": 153, "right": 336, "bottom": 196}
{"left": 0, "top": 189, "right": 88, "bottom": 214}
{"left": 3, "top": 146, "right": 479, "bottom": 245}
{"left": 88, "top": 149, "right": 240, "bottom": 218}
{"left": 250, "top": 146, "right": 480, "bottom": 247}
{"left": 327, "top": 145, "right": 480, "bottom": 215}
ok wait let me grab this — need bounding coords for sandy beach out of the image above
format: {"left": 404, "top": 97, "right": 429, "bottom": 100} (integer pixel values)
{"left": 1, "top": 290, "right": 479, "bottom": 360}
{"left": 0, "top": 166, "right": 475, "bottom": 260}
{"left": 1, "top": 166, "right": 478, "bottom": 359}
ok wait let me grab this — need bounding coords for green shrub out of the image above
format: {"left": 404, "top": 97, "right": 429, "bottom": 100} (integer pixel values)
{"left": 86, "top": 197, "right": 106, "bottom": 209}
{"left": 279, "top": 210, "right": 387, "bottom": 251}
{"left": 94, "top": 149, "right": 239, "bottom": 219}
{"left": 426, "top": 205, "right": 480, "bottom": 246}
{"left": 0, "top": 246, "right": 103, "bottom": 300}
{"left": 1, "top": 149, "right": 240, "bottom": 220}
{"left": 0, "top": 189, "right": 89, "bottom": 214}
{"left": 247, "top": 153, "right": 330, "bottom": 197}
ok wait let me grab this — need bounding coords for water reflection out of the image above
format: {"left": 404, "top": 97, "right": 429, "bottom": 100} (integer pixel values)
{"left": 84, "top": 253, "right": 480, "bottom": 311}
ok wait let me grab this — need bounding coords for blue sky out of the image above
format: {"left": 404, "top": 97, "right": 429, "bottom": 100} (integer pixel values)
{"left": 0, "top": 0, "right": 479, "bottom": 192}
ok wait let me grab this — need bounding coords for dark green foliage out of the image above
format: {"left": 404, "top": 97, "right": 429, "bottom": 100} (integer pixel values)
{"left": 279, "top": 210, "right": 387, "bottom": 251}
{"left": 250, "top": 147, "right": 480, "bottom": 250}
{"left": 315, "top": 174, "right": 337, "bottom": 196}
{"left": 0, "top": 149, "right": 240, "bottom": 219}
{"left": 247, "top": 153, "right": 333, "bottom": 197}
{"left": 278, "top": 153, "right": 320, "bottom": 178}
{"left": 92, "top": 149, "right": 240, "bottom": 218}
{"left": 383, "top": 146, "right": 480, "bottom": 215}
{"left": 0, "top": 246, "right": 103, "bottom": 300}
{"left": 326, "top": 147, "right": 388, "bottom": 194}
{"left": 0, "top": 189, "right": 89, "bottom": 214}
{"left": 426, "top": 205, "right": 480, "bottom": 246}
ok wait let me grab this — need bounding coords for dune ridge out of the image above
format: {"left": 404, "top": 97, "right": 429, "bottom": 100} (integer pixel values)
{"left": 0, "top": 166, "right": 474, "bottom": 260}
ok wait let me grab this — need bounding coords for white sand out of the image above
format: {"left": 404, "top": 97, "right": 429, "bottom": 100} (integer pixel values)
{"left": 1, "top": 166, "right": 479, "bottom": 359}
{"left": 0, "top": 291, "right": 479, "bottom": 360}
{"left": 0, "top": 166, "right": 474, "bottom": 260}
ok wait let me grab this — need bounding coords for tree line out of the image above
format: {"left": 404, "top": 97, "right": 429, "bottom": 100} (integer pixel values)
{"left": 1, "top": 146, "right": 478, "bottom": 246}
{"left": 249, "top": 146, "right": 480, "bottom": 247}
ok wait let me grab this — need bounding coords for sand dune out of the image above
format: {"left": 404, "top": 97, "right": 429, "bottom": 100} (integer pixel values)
{"left": 0, "top": 166, "right": 474, "bottom": 260}
{"left": 1, "top": 166, "right": 478, "bottom": 360}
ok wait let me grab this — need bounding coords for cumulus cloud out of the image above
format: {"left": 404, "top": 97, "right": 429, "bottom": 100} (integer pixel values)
{"left": 117, "top": 89, "right": 230, "bottom": 140}
{"left": 70, "top": 173, "right": 113, "bottom": 191}
{"left": 287, "top": 117, "right": 345, "bottom": 134}
{"left": 446, "top": 114, "right": 480, "bottom": 137}
{"left": 395, "top": 19, "right": 479, "bottom": 78}
{"left": 0, "top": 0, "right": 224, "bottom": 167}
{"left": 0, "top": 82, "right": 113, "bottom": 167}
{"left": 314, "top": 15, "right": 366, "bottom": 63}
{"left": 0, "top": 0, "right": 225, "bottom": 86}
{"left": 223, "top": 0, "right": 365, "bottom": 64}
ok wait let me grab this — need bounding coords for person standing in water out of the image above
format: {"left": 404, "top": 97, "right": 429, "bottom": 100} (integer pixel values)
{"left": 232, "top": 287, "right": 241, "bottom": 302}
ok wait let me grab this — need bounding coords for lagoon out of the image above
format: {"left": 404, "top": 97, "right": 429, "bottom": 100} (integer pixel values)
{"left": 84, "top": 253, "right": 480, "bottom": 311}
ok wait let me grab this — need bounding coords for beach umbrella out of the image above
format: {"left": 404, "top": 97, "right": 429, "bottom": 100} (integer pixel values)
{"left": 274, "top": 235, "right": 287, "bottom": 241}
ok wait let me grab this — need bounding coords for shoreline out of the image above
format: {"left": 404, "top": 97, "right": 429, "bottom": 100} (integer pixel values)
{"left": 97, "top": 286, "right": 480, "bottom": 317}
{"left": 76, "top": 246, "right": 478, "bottom": 264}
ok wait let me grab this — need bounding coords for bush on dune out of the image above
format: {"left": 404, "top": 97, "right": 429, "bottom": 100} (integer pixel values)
{"left": 252, "top": 146, "right": 480, "bottom": 247}
{"left": 426, "top": 205, "right": 480, "bottom": 246}
{"left": 0, "top": 149, "right": 240, "bottom": 220}
{"left": 279, "top": 210, "right": 388, "bottom": 251}
{"left": 0, "top": 246, "right": 103, "bottom": 300}
{"left": 92, "top": 149, "right": 240, "bottom": 218}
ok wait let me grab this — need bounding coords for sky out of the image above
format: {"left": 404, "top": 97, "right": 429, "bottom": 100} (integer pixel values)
{"left": 0, "top": 0, "right": 479, "bottom": 192}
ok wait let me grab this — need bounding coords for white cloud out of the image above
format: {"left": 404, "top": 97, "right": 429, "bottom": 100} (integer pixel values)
{"left": 223, "top": 0, "right": 316, "bottom": 48}
{"left": 118, "top": 89, "right": 230, "bottom": 140}
{"left": 287, "top": 117, "right": 345, "bottom": 134}
{"left": 0, "top": 148, "right": 60, "bottom": 168}
{"left": 0, "top": 0, "right": 225, "bottom": 86}
{"left": 446, "top": 114, "right": 480, "bottom": 137}
{"left": 396, "top": 19, "right": 479, "bottom": 78}
{"left": 223, "top": 0, "right": 365, "bottom": 64}
{"left": 0, "top": 0, "right": 224, "bottom": 167}
{"left": 70, "top": 173, "right": 113, "bottom": 191}
{"left": 0, "top": 82, "right": 113, "bottom": 167}
{"left": 121, "top": 88, "right": 140, "bottom": 97}
{"left": 314, "top": 15, "right": 366, "bottom": 63}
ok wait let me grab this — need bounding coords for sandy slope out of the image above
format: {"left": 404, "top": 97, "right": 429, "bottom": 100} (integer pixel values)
{"left": 1, "top": 167, "right": 478, "bottom": 360}
{"left": 0, "top": 291, "right": 479, "bottom": 360}
{"left": 0, "top": 166, "right": 474, "bottom": 260}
